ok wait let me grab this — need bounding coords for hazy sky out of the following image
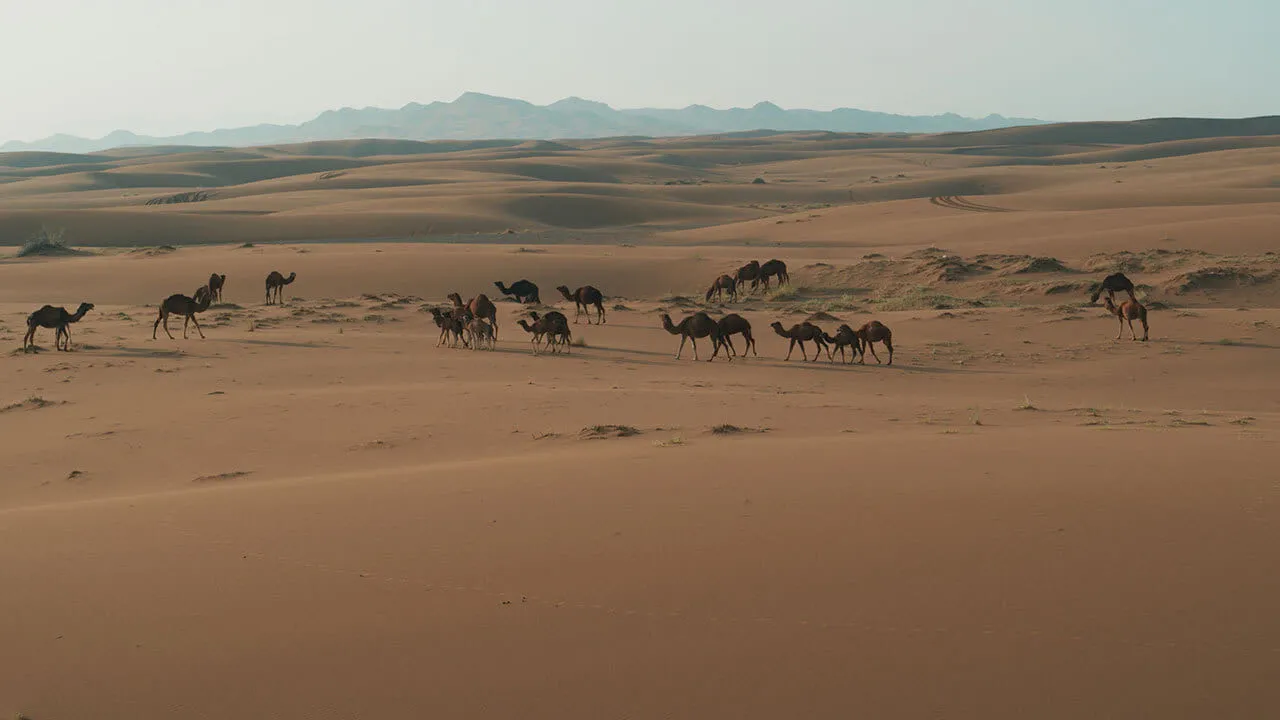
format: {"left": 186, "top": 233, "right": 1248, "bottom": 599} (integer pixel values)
{"left": 2, "top": 0, "right": 1276, "bottom": 141}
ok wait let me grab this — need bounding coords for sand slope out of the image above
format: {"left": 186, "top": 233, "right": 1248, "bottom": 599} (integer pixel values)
{"left": 2, "top": 124, "right": 1279, "bottom": 718}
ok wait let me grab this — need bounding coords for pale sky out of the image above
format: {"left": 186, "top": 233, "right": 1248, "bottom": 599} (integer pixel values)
{"left": 2, "top": 0, "right": 1276, "bottom": 142}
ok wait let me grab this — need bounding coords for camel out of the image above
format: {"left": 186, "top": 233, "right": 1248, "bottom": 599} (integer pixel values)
{"left": 705, "top": 274, "right": 738, "bottom": 304}
{"left": 556, "top": 285, "right": 606, "bottom": 324}
{"left": 154, "top": 286, "right": 214, "bottom": 340}
{"left": 757, "top": 259, "right": 789, "bottom": 291}
{"left": 494, "top": 279, "right": 540, "bottom": 304}
{"left": 770, "top": 321, "right": 829, "bottom": 361}
{"left": 448, "top": 292, "right": 498, "bottom": 338}
{"left": 526, "top": 311, "right": 571, "bottom": 351}
{"left": 207, "top": 273, "right": 226, "bottom": 304}
{"left": 517, "top": 313, "right": 571, "bottom": 354}
{"left": 735, "top": 260, "right": 761, "bottom": 292}
{"left": 711, "top": 313, "right": 757, "bottom": 360}
{"left": 265, "top": 271, "right": 296, "bottom": 305}
{"left": 428, "top": 307, "right": 467, "bottom": 347}
{"left": 1102, "top": 296, "right": 1149, "bottom": 341}
{"left": 1089, "top": 272, "right": 1138, "bottom": 304}
{"left": 467, "top": 318, "right": 496, "bottom": 350}
{"left": 660, "top": 312, "right": 720, "bottom": 361}
{"left": 854, "top": 321, "right": 894, "bottom": 365}
{"left": 822, "top": 324, "right": 864, "bottom": 364}
{"left": 23, "top": 302, "right": 95, "bottom": 352}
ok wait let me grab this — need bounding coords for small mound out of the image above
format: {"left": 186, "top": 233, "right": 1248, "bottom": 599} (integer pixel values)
{"left": 1172, "top": 267, "right": 1279, "bottom": 293}
{"left": 580, "top": 424, "right": 641, "bottom": 440}
{"left": 1011, "top": 256, "right": 1071, "bottom": 274}
{"left": 806, "top": 311, "right": 842, "bottom": 323}
{"left": 16, "top": 228, "right": 89, "bottom": 258}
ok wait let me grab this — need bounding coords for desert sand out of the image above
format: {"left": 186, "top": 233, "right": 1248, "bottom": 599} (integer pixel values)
{"left": 1, "top": 125, "right": 1279, "bottom": 719}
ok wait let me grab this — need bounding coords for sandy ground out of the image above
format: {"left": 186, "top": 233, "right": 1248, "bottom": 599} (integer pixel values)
{"left": 2, "top": 130, "right": 1280, "bottom": 718}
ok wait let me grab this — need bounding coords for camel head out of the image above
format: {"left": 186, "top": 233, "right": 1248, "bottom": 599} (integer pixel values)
{"left": 555, "top": 285, "right": 572, "bottom": 298}
{"left": 516, "top": 319, "right": 533, "bottom": 332}
{"left": 493, "top": 281, "right": 508, "bottom": 293}
{"left": 446, "top": 292, "right": 463, "bottom": 307}
{"left": 73, "top": 302, "right": 96, "bottom": 319}
{"left": 1102, "top": 296, "right": 1119, "bottom": 314}
{"left": 659, "top": 313, "right": 680, "bottom": 333}
{"left": 770, "top": 321, "right": 788, "bottom": 336}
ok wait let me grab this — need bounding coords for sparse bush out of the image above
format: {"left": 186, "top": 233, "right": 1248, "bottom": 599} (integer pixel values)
{"left": 17, "top": 226, "right": 84, "bottom": 258}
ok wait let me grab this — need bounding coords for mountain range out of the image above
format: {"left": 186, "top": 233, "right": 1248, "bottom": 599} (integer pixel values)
{"left": 2, "top": 93, "right": 1050, "bottom": 153}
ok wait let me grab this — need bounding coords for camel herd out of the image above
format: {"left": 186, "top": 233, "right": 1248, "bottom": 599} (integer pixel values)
{"left": 18, "top": 262, "right": 1152, "bottom": 360}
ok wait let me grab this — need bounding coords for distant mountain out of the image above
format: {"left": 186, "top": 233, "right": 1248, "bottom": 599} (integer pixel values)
{"left": 1, "top": 92, "right": 1050, "bottom": 153}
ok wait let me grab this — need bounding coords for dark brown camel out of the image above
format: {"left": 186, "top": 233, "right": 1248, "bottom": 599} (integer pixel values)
{"left": 660, "top": 312, "right": 719, "bottom": 361}
{"left": 265, "top": 271, "right": 296, "bottom": 305}
{"left": 758, "top": 259, "right": 789, "bottom": 291}
{"left": 527, "top": 311, "right": 572, "bottom": 351}
{"left": 1102, "top": 296, "right": 1149, "bottom": 341}
{"left": 448, "top": 292, "right": 498, "bottom": 338}
{"left": 822, "top": 324, "right": 864, "bottom": 364}
{"left": 711, "top": 313, "right": 756, "bottom": 360}
{"left": 154, "top": 286, "right": 214, "bottom": 340}
{"left": 705, "top": 274, "right": 738, "bottom": 304}
{"left": 556, "top": 285, "right": 606, "bottom": 324}
{"left": 1089, "top": 272, "right": 1137, "bottom": 304}
{"left": 770, "top": 321, "right": 829, "bottom": 361}
{"left": 23, "top": 302, "right": 95, "bottom": 352}
{"left": 735, "top": 260, "right": 761, "bottom": 291}
{"left": 517, "top": 313, "right": 571, "bottom": 354}
{"left": 428, "top": 307, "right": 467, "bottom": 347}
{"left": 207, "top": 273, "right": 226, "bottom": 303}
{"left": 494, "top": 279, "right": 540, "bottom": 304}
{"left": 854, "top": 321, "right": 894, "bottom": 365}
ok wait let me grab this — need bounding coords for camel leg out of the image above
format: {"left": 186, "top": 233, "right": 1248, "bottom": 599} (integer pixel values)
{"left": 597, "top": 302, "right": 605, "bottom": 324}
{"left": 675, "top": 335, "right": 687, "bottom": 359}
{"left": 867, "top": 341, "right": 881, "bottom": 364}
{"left": 1141, "top": 316, "right": 1149, "bottom": 341}
{"left": 798, "top": 340, "right": 809, "bottom": 361}
{"left": 23, "top": 325, "right": 35, "bottom": 350}
{"left": 1116, "top": 317, "right": 1124, "bottom": 340}
{"left": 884, "top": 339, "right": 894, "bottom": 366}
{"left": 691, "top": 336, "right": 701, "bottom": 361}
{"left": 784, "top": 338, "right": 795, "bottom": 361}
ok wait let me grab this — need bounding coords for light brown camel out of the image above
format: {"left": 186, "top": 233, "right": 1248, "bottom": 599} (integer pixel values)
{"left": 1102, "top": 296, "right": 1149, "bottom": 341}
{"left": 711, "top": 313, "right": 756, "bottom": 360}
{"left": 660, "top": 312, "right": 719, "bottom": 361}
{"left": 822, "top": 324, "right": 864, "bottom": 364}
{"left": 705, "top": 274, "right": 738, "bottom": 304}
{"left": 770, "top": 321, "right": 829, "bottom": 361}
{"left": 208, "top": 273, "right": 226, "bottom": 303}
{"left": 854, "top": 321, "right": 894, "bottom": 365}
{"left": 758, "top": 259, "right": 789, "bottom": 291}
{"left": 265, "top": 271, "right": 296, "bottom": 305}
{"left": 23, "top": 302, "right": 95, "bottom": 352}
{"left": 448, "top": 292, "right": 498, "bottom": 338}
{"left": 735, "top": 260, "right": 761, "bottom": 292}
{"left": 467, "top": 318, "right": 496, "bottom": 350}
{"left": 556, "top": 285, "right": 606, "bottom": 324}
{"left": 154, "top": 286, "right": 214, "bottom": 340}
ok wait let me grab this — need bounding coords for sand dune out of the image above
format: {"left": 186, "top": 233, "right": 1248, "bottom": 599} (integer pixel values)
{"left": 1, "top": 122, "right": 1279, "bottom": 718}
